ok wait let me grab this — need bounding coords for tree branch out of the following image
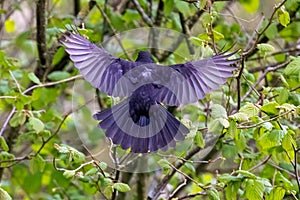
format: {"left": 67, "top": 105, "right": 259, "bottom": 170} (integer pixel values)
{"left": 36, "top": 0, "right": 47, "bottom": 79}
{"left": 132, "top": 0, "right": 153, "bottom": 26}
{"left": 241, "top": 61, "right": 290, "bottom": 102}
{"left": 243, "top": 0, "right": 289, "bottom": 57}
{"left": 94, "top": 2, "right": 131, "bottom": 60}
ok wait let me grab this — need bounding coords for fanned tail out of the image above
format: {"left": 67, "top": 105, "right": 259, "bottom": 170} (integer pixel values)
{"left": 93, "top": 101, "right": 189, "bottom": 153}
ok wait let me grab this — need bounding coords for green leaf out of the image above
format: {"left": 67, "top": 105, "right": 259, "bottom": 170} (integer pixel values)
{"left": 229, "top": 112, "right": 248, "bottom": 122}
{"left": 265, "top": 23, "right": 278, "bottom": 40}
{"left": 0, "top": 152, "right": 15, "bottom": 167}
{"left": 99, "top": 161, "right": 107, "bottom": 170}
{"left": 0, "top": 187, "right": 12, "bottom": 200}
{"left": 113, "top": 183, "right": 131, "bottom": 192}
{"left": 104, "top": 185, "right": 113, "bottom": 199}
{"left": 218, "top": 173, "right": 242, "bottom": 183}
{"left": 235, "top": 131, "right": 246, "bottom": 153}
{"left": 257, "top": 43, "right": 275, "bottom": 54}
{"left": 30, "top": 154, "right": 46, "bottom": 173}
{"left": 211, "top": 104, "right": 227, "bottom": 119}
{"left": 123, "top": 9, "right": 140, "bottom": 23}
{"left": 4, "top": 19, "right": 15, "bottom": 33}
{"left": 29, "top": 117, "right": 44, "bottom": 133}
{"left": 195, "top": 131, "right": 204, "bottom": 148}
{"left": 201, "top": 13, "right": 213, "bottom": 27}
{"left": 284, "top": 57, "right": 300, "bottom": 75}
{"left": 63, "top": 170, "right": 76, "bottom": 179}
{"left": 276, "top": 87, "right": 289, "bottom": 104}
{"left": 175, "top": 0, "right": 190, "bottom": 18}
{"left": 184, "top": 162, "right": 196, "bottom": 173}
{"left": 207, "top": 188, "right": 220, "bottom": 200}
{"left": 28, "top": 72, "right": 41, "bottom": 84}
{"left": 227, "top": 120, "right": 238, "bottom": 138}
{"left": 275, "top": 172, "right": 293, "bottom": 190}
{"left": 47, "top": 71, "right": 71, "bottom": 81}
{"left": 261, "top": 102, "right": 280, "bottom": 116}
{"left": 85, "top": 167, "right": 98, "bottom": 176}
{"left": 267, "top": 187, "right": 285, "bottom": 200}
{"left": 163, "top": 0, "right": 174, "bottom": 16}
{"left": 212, "top": 30, "right": 224, "bottom": 41}
{"left": 278, "top": 7, "right": 290, "bottom": 27}
{"left": 257, "top": 130, "right": 284, "bottom": 152}
{"left": 222, "top": 144, "right": 237, "bottom": 159}
{"left": 39, "top": 130, "right": 51, "bottom": 138}
{"left": 208, "top": 118, "right": 223, "bottom": 134}
{"left": 239, "top": 103, "right": 260, "bottom": 118}
{"left": 282, "top": 130, "right": 296, "bottom": 152}
{"left": 51, "top": 47, "right": 66, "bottom": 66}
{"left": 0, "top": 136, "right": 9, "bottom": 151}
{"left": 235, "top": 170, "right": 257, "bottom": 179}
{"left": 225, "top": 181, "right": 240, "bottom": 200}
{"left": 55, "top": 144, "right": 86, "bottom": 163}
{"left": 189, "top": 36, "right": 204, "bottom": 46}
{"left": 238, "top": 0, "right": 260, "bottom": 13}
{"left": 218, "top": 118, "right": 229, "bottom": 128}
{"left": 245, "top": 179, "right": 264, "bottom": 200}
{"left": 54, "top": 143, "right": 69, "bottom": 154}
{"left": 158, "top": 159, "right": 171, "bottom": 169}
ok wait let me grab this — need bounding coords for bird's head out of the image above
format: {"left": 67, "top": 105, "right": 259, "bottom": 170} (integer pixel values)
{"left": 136, "top": 51, "right": 154, "bottom": 63}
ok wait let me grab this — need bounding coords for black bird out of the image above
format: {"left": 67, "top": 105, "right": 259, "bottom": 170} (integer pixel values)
{"left": 60, "top": 31, "right": 237, "bottom": 153}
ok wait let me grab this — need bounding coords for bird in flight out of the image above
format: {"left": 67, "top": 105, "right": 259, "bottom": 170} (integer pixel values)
{"left": 60, "top": 31, "right": 237, "bottom": 153}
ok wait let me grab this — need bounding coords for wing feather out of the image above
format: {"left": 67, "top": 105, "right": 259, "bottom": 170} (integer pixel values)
{"left": 60, "top": 31, "right": 138, "bottom": 96}
{"left": 154, "top": 53, "right": 238, "bottom": 105}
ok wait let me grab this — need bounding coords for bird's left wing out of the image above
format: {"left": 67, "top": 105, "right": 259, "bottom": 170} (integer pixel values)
{"left": 60, "top": 31, "right": 136, "bottom": 96}
{"left": 155, "top": 52, "right": 238, "bottom": 105}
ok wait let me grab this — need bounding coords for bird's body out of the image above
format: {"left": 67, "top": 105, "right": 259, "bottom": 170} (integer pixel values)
{"left": 61, "top": 31, "right": 238, "bottom": 153}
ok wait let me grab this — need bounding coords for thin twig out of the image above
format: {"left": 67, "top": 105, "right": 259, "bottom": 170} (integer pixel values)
{"left": 243, "top": 0, "right": 288, "bottom": 57}
{"left": 132, "top": 0, "right": 153, "bottom": 26}
{"left": 94, "top": 3, "right": 131, "bottom": 60}
{"left": 9, "top": 70, "right": 22, "bottom": 93}
{"left": 268, "top": 84, "right": 300, "bottom": 100}
{"left": 0, "top": 75, "right": 82, "bottom": 138}
{"left": 269, "top": 162, "right": 296, "bottom": 177}
{"left": 237, "top": 57, "right": 245, "bottom": 110}
{"left": 151, "top": 146, "right": 201, "bottom": 199}
{"left": 207, "top": 0, "right": 217, "bottom": 53}
{"left": 179, "top": 12, "right": 194, "bottom": 55}
{"left": 241, "top": 61, "right": 290, "bottom": 102}
{"left": 0, "top": 96, "right": 16, "bottom": 99}
{"left": 169, "top": 179, "right": 187, "bottom": 199}
{"left": 177, "top": 191, "right": 206, "bottom": 200}
{"left": 0, "top": 108, "right": 16, "bottom": 137}
{"left": 248, "top": 155, "right": 272, "bottom": 171}
{"left": 23, "top": 74, "right": 82, "bottom": 94}
{"left": 247, "top": 48, "right": 300, "bottom": 64}
{"left": 168, "top": 162, "right": 205, "bottom": 189}
{"left": 238, "top": 110, "right": 295, "bottom": 129}
{"left": 292, "top": 144, "right": 300, "bottom": 191}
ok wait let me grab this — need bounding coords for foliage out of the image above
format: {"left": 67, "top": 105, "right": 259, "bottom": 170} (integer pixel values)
{"left": 0, "top": 0, "right": 300, "bottom": 199}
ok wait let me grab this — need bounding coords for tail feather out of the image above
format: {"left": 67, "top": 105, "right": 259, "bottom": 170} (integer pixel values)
{"left": 93, "top": 101, "right": 189, "bottom": 153}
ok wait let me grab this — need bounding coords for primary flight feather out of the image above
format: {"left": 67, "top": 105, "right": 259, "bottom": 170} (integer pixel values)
{"left": 60, "top": 31, "right": 237, "bottom": 153}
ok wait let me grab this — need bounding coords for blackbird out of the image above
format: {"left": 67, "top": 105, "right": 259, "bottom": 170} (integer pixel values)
{"left": 60, "top": 31, "right": 237, "bottom": 153}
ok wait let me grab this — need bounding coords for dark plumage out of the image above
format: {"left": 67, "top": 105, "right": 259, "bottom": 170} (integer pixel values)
{"left": 60, "top": 31, "right": 238, "bottom": 153}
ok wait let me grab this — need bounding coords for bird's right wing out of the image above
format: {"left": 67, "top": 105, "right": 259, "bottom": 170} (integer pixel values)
{"left": 155, "top": 52, "right": 238, "bottom": 106}
{"left": 60, "top": 31, "right": 136, "bottom": 96}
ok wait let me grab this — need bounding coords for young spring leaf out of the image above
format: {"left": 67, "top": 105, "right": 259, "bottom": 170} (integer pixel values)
{"left": 28, "top": 72, "right": 41, "bottom": 84}
{"left": 29, "top": 117, "right": 44, "bottom": 134}
{"left": 113, "top": 183, "right": 131, "bottom": 193}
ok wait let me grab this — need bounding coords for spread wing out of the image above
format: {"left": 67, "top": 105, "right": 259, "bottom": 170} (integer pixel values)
{"left": 60, "top": 31, "right": 137, "bottom": 96}
{"left": 155, "top": 53, "right": 238, "bottom": 105}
